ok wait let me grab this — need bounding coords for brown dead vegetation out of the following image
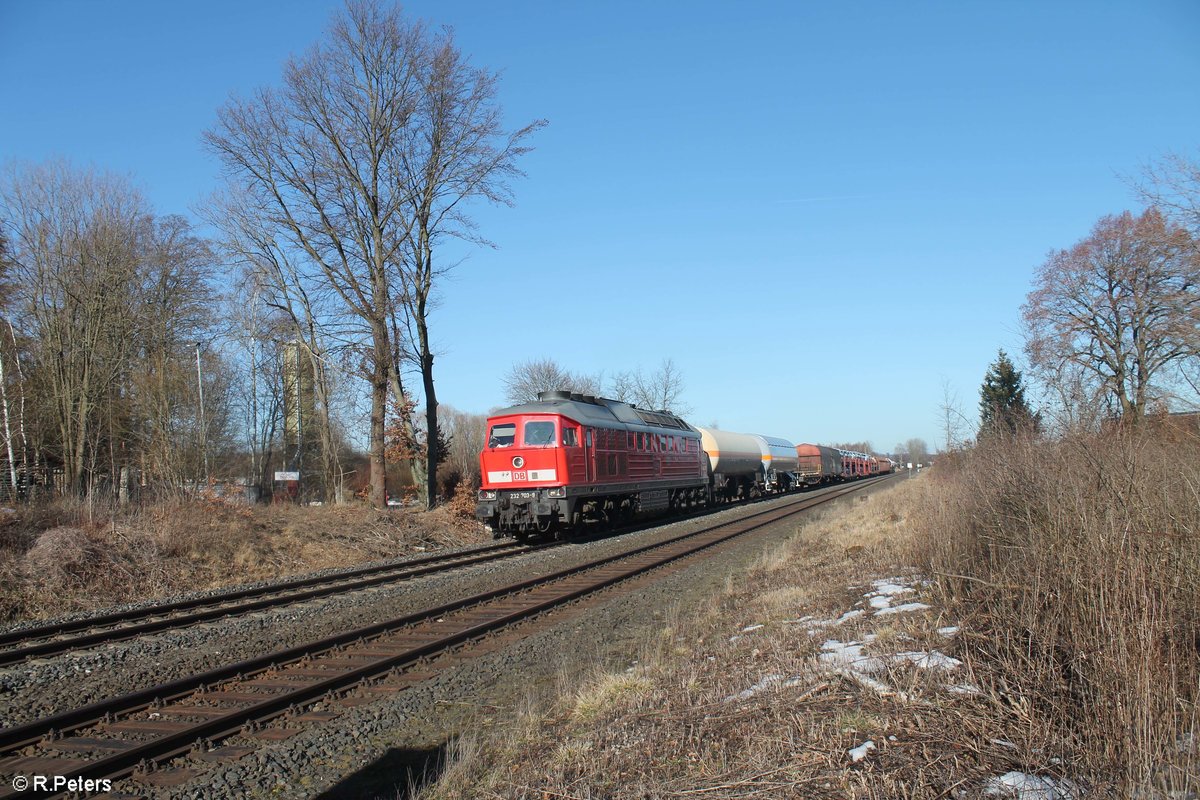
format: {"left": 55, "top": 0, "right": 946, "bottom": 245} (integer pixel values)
{"left": 0, "top": 489, "right": 488, "bottom": 623}
{"left": 921, "top": 428, "right": 1200, "bottom": 794}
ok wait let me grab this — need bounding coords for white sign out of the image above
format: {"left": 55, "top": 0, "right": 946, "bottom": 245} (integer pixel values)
{"left": 275, "top": 471, "right": 300, "bottom": 481}
{"left": 487, "top": 469, "right": 557, "bottom": 484}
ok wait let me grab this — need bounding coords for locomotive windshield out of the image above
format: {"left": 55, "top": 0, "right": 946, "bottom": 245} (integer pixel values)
{"left": 524, "top": 421, "right": 556, "bottom": 447}
{"left": 488, "top": 423, "right": 516, "bottom": 448}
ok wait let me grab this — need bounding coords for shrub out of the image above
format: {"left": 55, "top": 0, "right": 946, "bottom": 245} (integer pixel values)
{"left": 921, "top": 427, "right": 1200, "bottom": 792}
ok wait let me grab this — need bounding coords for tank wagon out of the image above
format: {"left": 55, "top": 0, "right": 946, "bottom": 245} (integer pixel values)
{"left": 476, "top": 391, "right": 708, "bottom": 538}
{"left": 694, "top": 429, "right": 800, "bottom": 500}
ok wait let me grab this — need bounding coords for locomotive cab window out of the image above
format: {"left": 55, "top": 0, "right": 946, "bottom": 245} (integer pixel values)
{"left": 488, "top": 423, "right": 516, "bottom": 448}
{"left": 524, "top": 421, "right": 556, "bottom": 447}
{"left": 562, "top": 426, "right": 579, "bottom": 447}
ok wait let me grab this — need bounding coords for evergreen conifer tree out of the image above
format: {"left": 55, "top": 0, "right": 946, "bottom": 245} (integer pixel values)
{"left": 979, "top": 349, "right": 1034, "bottom": 436}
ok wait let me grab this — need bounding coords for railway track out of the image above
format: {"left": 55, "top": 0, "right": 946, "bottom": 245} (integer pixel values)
{"left": 0, "top": 474, "right": 894, "bottom": 798}
{"left": 0, "top": 540, "right": 544, "bottom": 668}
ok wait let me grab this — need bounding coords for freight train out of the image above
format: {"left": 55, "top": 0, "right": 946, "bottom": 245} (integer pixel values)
{"left": 476, "top": 391, "right": 894, "bottom": 539}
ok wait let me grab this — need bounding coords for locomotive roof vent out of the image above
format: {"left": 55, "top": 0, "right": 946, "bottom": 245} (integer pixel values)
{"left": 582, "top": 394, "right": 598, "bottom": 404}
{"left": 538, "top": 390, "right": 574, "bottom": 402}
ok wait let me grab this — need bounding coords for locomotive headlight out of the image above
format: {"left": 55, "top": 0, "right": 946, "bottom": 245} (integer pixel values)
{"left": 478, "top": 489, "right": 497, "bottom": 500}
{"left": 546, "top": 487, "right": 566, "bottom": 498}
{"left": 512, "top": 456, "right": 525, "bottom": 468}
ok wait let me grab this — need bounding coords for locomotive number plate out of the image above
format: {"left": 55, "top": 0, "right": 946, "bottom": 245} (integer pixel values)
{"left": 511, "top": 491, "right": 536, "bottom": 500}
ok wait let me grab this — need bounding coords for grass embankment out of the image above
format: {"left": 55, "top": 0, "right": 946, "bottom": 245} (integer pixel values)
{"left": 420, "top": 430, "right": 1199, "bottom": 799}
{"left": 0, "top": 487, "right": 486, "bottom": 623}
{"left": 923, "top": 429, "right": 1200, "bottom": 795}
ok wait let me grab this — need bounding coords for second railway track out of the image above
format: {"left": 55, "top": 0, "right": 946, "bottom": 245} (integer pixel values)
{"left": 0, "top": 539, "right": 545, "bottom": 668}
{"left": 0, "top": 474, "right": 895, "bottom": 798}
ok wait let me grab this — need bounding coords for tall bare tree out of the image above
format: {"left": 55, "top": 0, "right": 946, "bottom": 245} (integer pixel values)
{"left": 904, "top": 438, "right": 929, "bottom": 466}
{"left": 205, "top": 4, "right": 427, "bottom": 509}
{"left": 1023, "top": 209, "right": 1200, "bottom": 422}
{"left": 395, "top": 26, "right": 544, "bottom": 509}
{"left": 207, "top": 2, "right": 541, "bottom": 509}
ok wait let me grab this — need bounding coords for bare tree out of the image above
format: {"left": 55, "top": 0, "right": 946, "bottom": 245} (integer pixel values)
{"left": 205, "top": 3, "right": 428, "bottom": 509}
{"left": 2, "top": 163, "right": 148, "bottom": 495}
{"left": 129, "top": 215, "right": 220, "bottom": 490}
{"left": 938, "top": 379, "right": 971, "bottom": 451}
{"left": 439, "top": 405, "right": 487, "bottom": 486}
{"left": 904, "top": 438, "right": 929, "bottom": 466}
{"left": 1023, "top": 209, "right": 1200, "bottom": 423}
{"left": 207, "top": 2, "right": 541, "bottom": 510}
{"left": 502, "top": 358, "right": 602, "bottom": 405}
{"left": 395, "top": 23, "right": 544, "bottom": 509}
{"left": 1135, "top": 151, "right": 1200, "bottom": 235}
{"left": 611, "top": 358, "right": 690, "bottom": 413}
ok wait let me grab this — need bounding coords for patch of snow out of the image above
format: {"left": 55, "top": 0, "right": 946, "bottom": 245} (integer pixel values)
{"left": 837, "top": 609, "right": 866, "bottom": 624}
{"left": 875, "top": 602, "right": 931, "bottom": 616}
{"left": 870, "top": 579, "right": 914, "bottom": 597}
{"left": 982, "top": 771, "right": 1078, "bottom": 799}
{"left": 819, "top": 638, "right": 885, "bottom": 674}
{"left": 741, "top": 624, "right": 764, "bottom": 633}
{"left": 827, "top": 666, "right": 911, "bottom": 701}
{"left": 892, "top": 650, "right": 962, "bottom": 670}
{"left": 937, "top": 625, "right": 960, "bottom": 637}
{"left": 868, "top": 594, "right": 894, "bottom": 610}
{"left": 946, "top": 683, "right": 983, "bottom": 695}
{"left": 848, "top": 739, "right": 875, "bottom": 762}
{"left": 991, "top": 739, "right": 1018, "bottom": 750}
{"left": 724, "top": 674, "right": 783, "bottom": 702}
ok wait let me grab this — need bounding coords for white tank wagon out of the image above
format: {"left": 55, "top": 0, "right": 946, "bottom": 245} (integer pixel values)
{"left": 697, "top": 427, "right": 797, "bottom": 499}
{"left": 752, "top": 434, "right": 798, "bottom": 492}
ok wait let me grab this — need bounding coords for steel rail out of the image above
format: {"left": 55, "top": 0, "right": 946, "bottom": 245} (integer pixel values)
{"left": 0, "top": 540, "right": 539, "bottom": 667}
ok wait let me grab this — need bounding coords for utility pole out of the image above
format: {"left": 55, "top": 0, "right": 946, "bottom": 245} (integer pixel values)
{"left": 196, "top": 342, "right": 209, "bottom": 483}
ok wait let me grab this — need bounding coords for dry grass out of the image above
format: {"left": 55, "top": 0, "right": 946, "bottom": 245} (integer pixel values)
{"left": 919, "top": 428, "right": 1200, "bottom": 795}
{"left": 0, "top": 491, "right": 488, "bottom": 623}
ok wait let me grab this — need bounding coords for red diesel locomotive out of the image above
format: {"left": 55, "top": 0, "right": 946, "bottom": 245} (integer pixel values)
{"left": 475, "top": 391, "right": 709, "bottom": 538}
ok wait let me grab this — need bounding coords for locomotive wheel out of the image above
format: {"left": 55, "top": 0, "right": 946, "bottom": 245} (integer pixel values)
{"left": 602, "top": 499, "right": 616, "bottom": 530}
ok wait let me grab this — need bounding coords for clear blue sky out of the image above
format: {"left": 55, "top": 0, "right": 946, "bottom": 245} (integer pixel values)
{"left": 2, "top": 1, "right": 1198, "bottom": 452}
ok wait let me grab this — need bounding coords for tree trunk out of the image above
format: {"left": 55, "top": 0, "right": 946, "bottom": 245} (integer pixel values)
{"left": 417, "top": 318, "right": 438, "bottom": 510}
{"left": 367, "top": 333, "right": 391, "bottom": 513}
